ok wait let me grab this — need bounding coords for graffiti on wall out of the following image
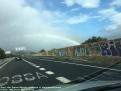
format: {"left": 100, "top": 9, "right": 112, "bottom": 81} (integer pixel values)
{"left": 49, "top": 38, "right": 121, "bottom": 57}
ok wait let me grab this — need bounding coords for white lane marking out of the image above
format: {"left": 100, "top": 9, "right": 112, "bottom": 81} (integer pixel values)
{"left": 35, "top": 66, "right": 40, "bottom": 68}
{"left": 0, "top": 62, "right": 7, "bottom": 69}
{"left": 24, "top": 73, "right": 36, "bottom": 81}
{"left": 0, "top": 58, "right": 14, "bottom": 70}
{"left": 0, "top": 61, "right": 7, "bottom": 66}
{"left": 36, "top": 72, "right": 48, "bottom": 79}
{"left": 29, "top": 62, "right": 32, "bottom": 64}
{"left": 32, "top": 64, "right": 36, "bottom": 66}
{"left": 23, "top": 59, "right": 48, "bottom": 71}
{"left": 23, "top": 59, "right": 38, "bottom": 67}
{"left": 39, "top": 68, "right": 46, "bottom": 71}
{"left": 45, "top": 71, "right": 54, "bottom": 75}
{"left": 0, "top": 77, "right": 10, "bottom": 86}
{"left": 11, "top": 75, "right": 23, "bottom": 84}
{"left": 56, "top": 77, "right": 71, "bottom": 83}
{"left": 39, "top": 59, "right": 121, "bottom": 72}
{"left": 28, "top": 62, "right": 36, "bottom": 66}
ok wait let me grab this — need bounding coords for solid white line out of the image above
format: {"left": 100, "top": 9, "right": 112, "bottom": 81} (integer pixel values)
{"left": 0, "top": 61, "right": 6, "bottom": 66}
{"left": 39, "top": 68, "right": 46, "bottom": 71}
{"left": 0, "top": 58, "right": 14, "bottom": 70}
{"left": 45, "top": 71, "right": 54, "bottom": 75}
{"left": 39, "top": 59, "right": 121, "bottom": 72}
{"left": 56, "top": 77, "right": 71, "bottom": 83}
{"left": 0, "top": 61, "right": 8, "bottom": 69}
{"left": 29, "top": 62, "right": 33, "bottom": 65}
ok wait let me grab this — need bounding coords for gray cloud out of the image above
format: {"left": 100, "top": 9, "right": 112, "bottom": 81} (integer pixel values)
{"left": 0, "top": 0, "right": 80, "bottom": 51}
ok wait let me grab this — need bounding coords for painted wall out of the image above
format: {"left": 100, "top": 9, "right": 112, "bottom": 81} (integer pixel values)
{"left": 49, "top": 38, "right": 121, "bottom": 57}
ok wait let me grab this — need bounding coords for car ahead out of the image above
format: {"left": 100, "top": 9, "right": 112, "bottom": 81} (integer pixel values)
{"left": 15, "top": 57, "right": 22, "bottom": 60}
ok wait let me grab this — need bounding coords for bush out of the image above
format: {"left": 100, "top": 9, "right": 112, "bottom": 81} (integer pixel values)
{"left": 0, "top": 48, "right": 6, "bottom": 59}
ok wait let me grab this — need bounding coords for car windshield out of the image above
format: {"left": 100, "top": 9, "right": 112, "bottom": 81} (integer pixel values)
{"left": 0, "top": 0, "right": 121, "bottom": 91}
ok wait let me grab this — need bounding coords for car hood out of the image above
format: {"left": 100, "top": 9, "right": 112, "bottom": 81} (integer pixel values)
{"left": 36, "top": 81, "right": 121, "bottom": 91}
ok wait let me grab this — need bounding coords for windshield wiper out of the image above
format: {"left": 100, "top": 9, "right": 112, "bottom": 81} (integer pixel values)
{"left": 95, "top": 82, "right": 121, "bottom": 91}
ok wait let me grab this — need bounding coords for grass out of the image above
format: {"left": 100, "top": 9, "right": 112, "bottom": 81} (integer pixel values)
{"left": 83, "top": 56, "right": 121, "bottom": 64}
{"left": 54, "top": 56, "right": 121, "bottom": 65}
{"left": 54, "top": 56, "right": 70, "bottom": 61}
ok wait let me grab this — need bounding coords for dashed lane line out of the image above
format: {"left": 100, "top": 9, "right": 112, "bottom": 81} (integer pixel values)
{"left": 23, "top": 59, "right": 35, "bottom": 66}
{"left": 24, "top": 58, "right": 121, "bottom": 84}
{"left": 32, "top": 64, "right": 36, "bottom": 67}
{"left": 45, "top": 71, "right": 55, "bottom": 75}
{"left": 35, "top": 66, "right": 40, "bottom": 68}
{"left": 39, "top": 68, "right": 46, "bottom": 71}
{"left": 23, "top": 59, "right": 41, "bottom": 68}
{"left": 23, "top": 59, "right": 72, "bottom": 83}
{"left": 56, "top": 77, "right": 71, "bottom": 83}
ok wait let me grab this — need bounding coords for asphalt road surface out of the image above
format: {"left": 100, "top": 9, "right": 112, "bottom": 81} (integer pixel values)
{"left": 0, "top": 57, "right": 121, "bottom": 88}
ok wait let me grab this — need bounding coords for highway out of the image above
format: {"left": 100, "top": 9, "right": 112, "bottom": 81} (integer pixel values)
{"left": 0, "top": 57, "right": 121, "bottom": 88}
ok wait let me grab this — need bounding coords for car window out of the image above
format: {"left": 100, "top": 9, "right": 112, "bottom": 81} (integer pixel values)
{"left": 0, "top": 0, "right": 121, "bottom": 91}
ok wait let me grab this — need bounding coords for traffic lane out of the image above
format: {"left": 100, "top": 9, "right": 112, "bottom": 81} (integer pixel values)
{"left": 90, "top": 62, "right": 121, "bottom": 81}
{"left": 90, "top": 70, "right": 121, "bottom": 81}
{"left": 0, "top": 59, "right": 61, "bottom": 87}
{"left": 111, "top": 62, "right": 121, "bottom": 70}
{"left": 88, "top": 61, "right": 121, "bottom": 81}
{"left": 26, "top": 57, "right": 121, "bottom": 82}
{"left": 25, "top": 57, "right": 101, "bottom": 81}
{"left": 32, "top": 56, "right": 113, "bottom": 67}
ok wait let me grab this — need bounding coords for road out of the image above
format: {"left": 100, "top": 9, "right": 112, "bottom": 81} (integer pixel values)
{"left": 0, "top": 56, "right": 121, "bottom": 88}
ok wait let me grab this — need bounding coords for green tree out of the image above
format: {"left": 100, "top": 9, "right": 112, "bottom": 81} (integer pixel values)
{"left": 40, "top": 49, "right": 46, "bottom": 53}
{"left": 0, "top": 48, "right": 6, "bottom": 59}
{"left": 82, "top": 36, "right": 107, "bottom": 44}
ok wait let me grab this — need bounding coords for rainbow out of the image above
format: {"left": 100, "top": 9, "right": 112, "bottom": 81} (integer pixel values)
{"left": 25, "top": 33, "right": 80, "bottom": 45}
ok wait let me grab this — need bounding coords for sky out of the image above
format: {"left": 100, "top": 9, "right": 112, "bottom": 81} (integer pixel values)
{"left": 0, "top": 0, "right": 121, "bottom": 51}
